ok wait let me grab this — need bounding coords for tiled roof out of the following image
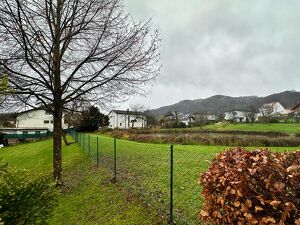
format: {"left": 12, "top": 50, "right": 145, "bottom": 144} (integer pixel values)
{"left": 110, "top": 110, "right": 145, "bottom": 116}
{"left": 291, "top": 103, "right": 300, "bottom": 110}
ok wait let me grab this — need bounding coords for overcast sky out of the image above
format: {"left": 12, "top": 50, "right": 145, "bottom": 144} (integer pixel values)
{"left": 119, "top": 0, "right": 300, "bottom": 110}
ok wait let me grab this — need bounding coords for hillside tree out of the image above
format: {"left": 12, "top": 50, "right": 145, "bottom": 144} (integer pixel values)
{"left": 245, "top": 104, "right": 257, "bottom": 125}
{"left": 259, "top": 104, "right": 273, "bottom": 123}
{"left": 144, "top": 110, "right": 157, "bottom": 128}
{"left": 78, "top": 106, "right": 109, "bottom": 132}
{"left": 130, "top": 104, "right": 147, "bottom": 128}
{"left": 194, "top": 111, "right": 208, "bottom": 128}
{"left": 0, "top": 0, "right": 160, "bottom": 182}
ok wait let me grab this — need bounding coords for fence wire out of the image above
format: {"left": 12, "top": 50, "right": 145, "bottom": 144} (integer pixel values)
{"left": 70, "top": 131, "right": 218, "bottom": 225}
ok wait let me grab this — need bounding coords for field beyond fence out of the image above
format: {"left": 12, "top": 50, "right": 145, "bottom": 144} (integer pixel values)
{"left": 69, "top": 130, "right": 299, "bottom": 225}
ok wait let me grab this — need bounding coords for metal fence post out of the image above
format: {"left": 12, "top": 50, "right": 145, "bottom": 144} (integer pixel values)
{"left": 112, "top": 138, "right": 117, "bottom": 182}
{"left": 88, "top": 135, "right": 90, "bottom": 156}
{"left": 170, "top": 144, "right": 174, "bottom": 224}
{"left": 96, "top": 136, "right": 99, "bottom": 167}
{"left": 82, "top": 134, "right": 84, "bottom": 148}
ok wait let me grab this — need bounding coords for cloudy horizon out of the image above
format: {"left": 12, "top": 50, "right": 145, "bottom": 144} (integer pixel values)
{"left": 117, "top": 0, "right": 300, "bottom": 110}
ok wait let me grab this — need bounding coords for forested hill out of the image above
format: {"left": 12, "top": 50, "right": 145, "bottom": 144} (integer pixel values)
{"left": 151, "top": 91, "right": 300, "bottom": 118}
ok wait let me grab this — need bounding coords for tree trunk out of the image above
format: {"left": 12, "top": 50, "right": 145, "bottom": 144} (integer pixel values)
{"left": 53, "top": 104, "right": 62, "bottom": 182}
{"left": 53, "top": 0, "right": 63, "bottom": 183}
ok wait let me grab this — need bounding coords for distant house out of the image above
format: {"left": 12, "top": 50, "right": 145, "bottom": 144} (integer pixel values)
{"left": 108, "top": 110, "right": 146, "bottom": 129}
{"left": 163, "top": 111, "right": 177, "bottom": 121}
{"left": 290, "top": 103, "right": 300, "bottom": 122}
{"left": 205, "top": 114, "right": 216, "bottom": 121}
{"left": 162, "top": 111, "right": 197, "bottom": 126}
{"left": 224, "top": 111, "right": 247, "bottom": 122}
{"left": 16, "top": 109, "right": 68, "bottom": 131}
{"left": 291, "top": 102, "right": 300, "bottom": 114}
{"left": 193, "top": 113, "right": 216, "bottom": 123}
{"left": 179, "top": 114, "right": 195, "bottom": 126}
{"left": 257, "top": 102, "right": 290, "bottom": 117}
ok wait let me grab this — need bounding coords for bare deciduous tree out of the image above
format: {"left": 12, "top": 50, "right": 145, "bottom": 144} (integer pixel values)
{"left": 129, "top": 104, "right": 147, "bottom": 129}
{"left": 245, "top": 104, "right": 257, "bottom": 125}
{"left": 194, "top": 111, "right": 208, "bottom": 128}
{"left": 259, "top": 104, "right": 273, "bottom": 123}
{"left": 0, "top": 0, "right": 160, "bottom": 182}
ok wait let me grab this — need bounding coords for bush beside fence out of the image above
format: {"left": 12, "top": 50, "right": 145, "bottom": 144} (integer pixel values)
{"left": 200, "top": 148, "right": 300, "bottom": 224}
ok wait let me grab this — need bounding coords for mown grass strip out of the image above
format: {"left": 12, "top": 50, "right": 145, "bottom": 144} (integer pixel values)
{"left": 0, "top": 138, "right": 162, "bottom": 225}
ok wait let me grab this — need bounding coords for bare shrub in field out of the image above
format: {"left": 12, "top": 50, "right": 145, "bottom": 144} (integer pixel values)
{"left": 111, "top": 130, "right": 300, "bottom": 147}
{"left": 200, "top": 148, "right": 300, "bottom": 225}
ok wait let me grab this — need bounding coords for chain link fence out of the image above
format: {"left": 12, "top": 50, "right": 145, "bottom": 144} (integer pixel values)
{"left": 69, "top": 130, "right": 221, "bottom": 225}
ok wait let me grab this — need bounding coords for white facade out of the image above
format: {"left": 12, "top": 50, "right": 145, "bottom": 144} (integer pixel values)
{"left": 258, "top": 102, "right": 288, "bottom": 117}
{"left": 205, "top": 115, "right": 216, "bottom": 121}
{"left": 179, "top": 114, "right": 192, "bottom": 126}
{"left": 108, "top": 110, "right": 146, "bottom": 129}
{"left": 224, "top": 111, "right": 247, "bottom": 122}
{"left": 16, "top": 109, "right": 68, "bottom": 131}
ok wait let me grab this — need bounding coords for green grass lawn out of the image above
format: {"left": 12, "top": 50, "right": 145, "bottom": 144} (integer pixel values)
{"left": 0, "top": 138, "right": 162, "bottom": 225}
{"left": 1, "top": 135, "right": 299, "bottom": 225}
{"left": 78, "top": 134, "right": 300, "bottom": 225}
{"left": 0, "top": 138, "right": 82, "bottom": 173}
{"left": 204, "top": 123, "right": 300, "bottom": 134}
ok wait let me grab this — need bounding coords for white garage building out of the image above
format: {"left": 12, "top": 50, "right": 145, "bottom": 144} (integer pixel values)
{"left": 16, "top": 109, "right": 68, "bottom": 131}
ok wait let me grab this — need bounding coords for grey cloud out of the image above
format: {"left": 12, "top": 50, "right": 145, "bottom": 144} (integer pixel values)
{"left": 121, "top": 0, "right": 300, "bottom": 109}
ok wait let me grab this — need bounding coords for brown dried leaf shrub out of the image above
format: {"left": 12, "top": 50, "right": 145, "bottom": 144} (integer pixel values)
{"left": 200, "top": 148, "right": 300, "bottom": 224}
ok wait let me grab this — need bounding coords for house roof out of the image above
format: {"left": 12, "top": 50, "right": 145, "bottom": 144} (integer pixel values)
{"left": 261, "top": 101, "right": 282, "bottom": 108}
{"left": 17, "top": 107, "right": 68, "bottom": 115}
{"left": 109, "top": 110, "right": 145, "bottom": 116}
{"left": 291, "top": 102, "right": 300, "bottom": 111}
{"left": 164, "top": 111, "right": 175, "bottom": 117}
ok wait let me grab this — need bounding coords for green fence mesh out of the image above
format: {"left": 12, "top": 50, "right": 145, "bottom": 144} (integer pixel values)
{"left": 69, "top": 131, "right": 219, "bottom": 225}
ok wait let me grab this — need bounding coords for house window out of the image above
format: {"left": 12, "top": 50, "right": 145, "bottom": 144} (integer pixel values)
{"left": 120, "top": 123, "right": 122, "bottom": 126}
{"left": 51, "top": 121, "right": 53, "bottom": 124}
{"left": 35, "top": 131, "right": 40, "bottom": 134}
{"left": 22, "top": 131, "right": 28, "bottom": 134}
{"left": 45, "top": 110, "right": 52, "bottom": 115}
{"left": 44, "top": 120, "right": 49, "bottom": 124}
